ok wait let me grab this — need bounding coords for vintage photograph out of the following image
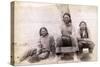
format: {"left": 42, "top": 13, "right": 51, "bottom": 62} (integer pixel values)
{"left": 11, "top": 1, "right": 98, "bottom": 65}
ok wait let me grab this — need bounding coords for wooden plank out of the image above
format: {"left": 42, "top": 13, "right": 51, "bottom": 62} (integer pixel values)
{"left": 56, "top": 47, "right": 76, "bottom": 53}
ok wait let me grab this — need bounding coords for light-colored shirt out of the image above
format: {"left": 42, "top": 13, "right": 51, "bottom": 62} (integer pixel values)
{"left": 77, "top": 28, "right": 91, "bottom": 40}
{"left": 61, "top": 23, "right": 76, "bottom": 37}
{"left": 38, "top": 35, "right": 55, "bottom": 51}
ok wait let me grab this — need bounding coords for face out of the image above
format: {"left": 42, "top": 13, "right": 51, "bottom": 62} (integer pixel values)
{"left": 63, "top": 15, "right": 70, "bottom": 24}
{"left": 41, "top": 29, "right": 47, "bottom": 36}
{"left": 80, "top": 22, "right": 86, "bottom": 29}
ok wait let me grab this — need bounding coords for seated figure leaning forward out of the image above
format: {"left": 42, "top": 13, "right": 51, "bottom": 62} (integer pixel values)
{"left": 37, "top": 27, "right": 55, "bottom": 59}
{"left": 56, "top": 13, "right": 79, "bottom": 58}
{"left": 77, "top": 21, "right": 95, "bottom": 53}
{"left": 20, "top": 27, "right": 55, "bottom": 63}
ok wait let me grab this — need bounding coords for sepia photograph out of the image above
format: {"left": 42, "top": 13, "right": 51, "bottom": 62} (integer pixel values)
{"left": 11, "top": 1, "right": 98, "bottom": 65}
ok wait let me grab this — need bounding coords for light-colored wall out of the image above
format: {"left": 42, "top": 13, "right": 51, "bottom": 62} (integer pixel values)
{"left": 15, "top": 2, "right": 97, "bottom": 46}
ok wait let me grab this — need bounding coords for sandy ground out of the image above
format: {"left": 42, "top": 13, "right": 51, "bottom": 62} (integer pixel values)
{"left": 14, "top": 44, "right": 97, "bottom": 65}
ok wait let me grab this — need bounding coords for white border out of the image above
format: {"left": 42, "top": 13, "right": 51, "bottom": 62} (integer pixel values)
{"left": 0, "top": 0, "right": 99, "bottom": 67}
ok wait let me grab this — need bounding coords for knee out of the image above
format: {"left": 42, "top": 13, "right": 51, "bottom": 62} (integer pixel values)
{"left": 56, "top": 37, "right": 62, "bottom": 47}
{"left": 88, "top": 41, "right": 95, "bottom": 48}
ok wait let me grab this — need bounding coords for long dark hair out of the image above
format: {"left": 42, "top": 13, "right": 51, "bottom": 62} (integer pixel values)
{"left": 39, "top": 27, "right": 48, "bottom": 36}
{"left": 79, "top": 21, "right": 89, "bottom": 38}
{"left": 63, "top": 13, "right": 72, "bottom": 23}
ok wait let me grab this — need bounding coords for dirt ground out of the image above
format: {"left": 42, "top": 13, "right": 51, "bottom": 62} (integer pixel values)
{"left": 14, "top": 44, "right": 97, "bottom": 65}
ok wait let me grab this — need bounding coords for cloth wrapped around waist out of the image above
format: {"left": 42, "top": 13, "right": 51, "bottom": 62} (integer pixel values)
{"left": 61, "top": 35, "right": 72, "bottom": 47}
